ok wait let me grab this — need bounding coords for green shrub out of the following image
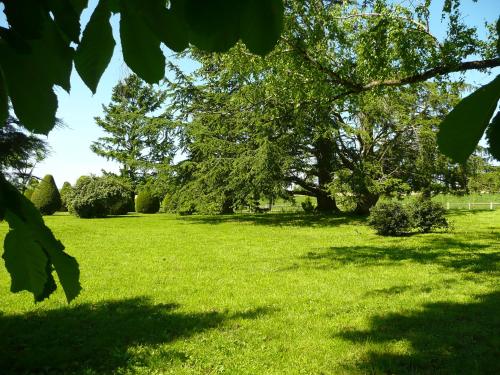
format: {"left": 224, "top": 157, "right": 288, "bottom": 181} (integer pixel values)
{"left": 59, "top": 181, "right": 73, "bottom": 212}
{"left": 369, "top": 201, "right": 411, "bottom": 236}
{"left": 135, "top": 189, "right": 159, "bottom": 213}
{"left": 410, "top": 198, "right": 448, "bottom": 233}
{"left": 301, "top": 197, "right": 315, "bottom": 213}
{"left": 30, "top": 174, "right": 61, "bottom": 215}
{"left": 70, "top": 176, "right": 133, "bottom": 218}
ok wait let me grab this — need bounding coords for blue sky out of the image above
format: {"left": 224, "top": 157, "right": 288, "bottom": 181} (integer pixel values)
{"left": 11, "top": 0, "right": 500, "bottom": 187}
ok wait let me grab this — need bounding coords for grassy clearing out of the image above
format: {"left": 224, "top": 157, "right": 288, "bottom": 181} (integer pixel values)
{"left": 0, "top": 210, "right": 499, "bottom": 374}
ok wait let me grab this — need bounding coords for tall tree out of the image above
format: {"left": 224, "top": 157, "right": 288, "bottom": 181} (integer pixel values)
{"left": 91, "top": 74, "right": 175, "bottom": 190}
{"left": 165, "top": 0, "right": 498, "bottom": 213}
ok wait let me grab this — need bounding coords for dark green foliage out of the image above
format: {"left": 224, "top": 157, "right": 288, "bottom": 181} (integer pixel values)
{"left": 437, "top": 75, "right": 500, "bottom": 163}
{"left": 69, "top": 176, "right": 133, "bottom": 218}
{"left": 30, "top": 175, "right": 61, "bottom": 216}
{"left": 369, "top": 202, "right": 411, "bottom": 236}
{"left": 135, "top": 190, "right": 159, "bottom": 214}
{"left": 59, "top": 181, "right": 73, "bottom": 212}
{"left": 410, "top": 198, "right": 449, "bottom": 233}
{"left": 0, "top": 173, "right": 81, "bottom": 303}
{"left": 301, "top": 197, "right": 315, "bottom": 213}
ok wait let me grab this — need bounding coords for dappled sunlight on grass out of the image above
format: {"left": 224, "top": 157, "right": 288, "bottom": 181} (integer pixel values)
{"left": 0, "top": 209, "right": 498, "bottom": 373}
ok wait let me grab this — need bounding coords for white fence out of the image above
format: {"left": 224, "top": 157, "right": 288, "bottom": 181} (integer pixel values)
{"left": 445, "top": 202, "right": 500, "bottom": 210}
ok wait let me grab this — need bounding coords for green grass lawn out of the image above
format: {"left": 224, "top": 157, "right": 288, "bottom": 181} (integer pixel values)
{"left": 1, "top": 210, "right": 499, "bottom": 374}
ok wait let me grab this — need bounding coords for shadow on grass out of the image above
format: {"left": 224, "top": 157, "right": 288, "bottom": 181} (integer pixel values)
{"left": 0, "top": 297, "right": 275, "bottom": 374}
{"left": 178, "top": 212, "right": 367, "bottom": 228}
{"left": 337, "top": 291, "right": 500, "bottom": 374}
{"left": 300, "top": 237, "right": 499, "bottom": 273}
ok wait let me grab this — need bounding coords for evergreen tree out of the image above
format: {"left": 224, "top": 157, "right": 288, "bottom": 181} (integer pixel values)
{"left": 30, "top": 174, "right": 62, "bottom": 215}
{"left": 91, "top": 74, "right": 175, "bottom": 190}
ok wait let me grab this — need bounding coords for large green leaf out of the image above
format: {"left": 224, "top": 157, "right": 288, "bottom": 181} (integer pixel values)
{"left": 75, "top": 0, "right": 115, "bottom": 94}
{"left": 48, "top": 0, "right": 82, "bottom": 43}
{"left": 0, "top": 67, "right": 7, "bottom": 126}
{"left": 486, "top": 112, "right": 500, "bottom": 160}
{"left": 139, "top": 0, "right": 189, "bottom": 53}
{"left": 3, "top": 228, "right": 50, "bottom": 299}
{"left": 2, "top": 0, "right": 45, "bottom": 39}
{"left": 184, "top": 0, "right": 242, "bottom": 52}
{"left": 240, "top": 0, "right": 284, "bottom": 56}
{"left": 31, "top": 18, "right": 74, "bottom": 93}
{"left": 0, "top": 175, "right": 82, "bottom": 302}
{"left": 437, "top": 75, "right": 500, "bottom": 163}
{"left": 120, "top": 0, "right": 165, "bottom": 84}
{"left": 0, "top": 40, "right": 58, "bottom": 135}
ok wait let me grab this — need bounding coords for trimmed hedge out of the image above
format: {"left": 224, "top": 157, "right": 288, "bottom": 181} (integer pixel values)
{"left": 410, "top": 198, "right": 448, "bottom": 233}
{"left": 30, "top": 174, "right": 61, "bottom": 215}
{"left": 69, "top": 176, "right": 133, "bottom": 218}
{"left": 59, "top": 181, "right": 73, "bottom": 212}
{"left": 135, "top": 190, "right": 159, "bottom": 213}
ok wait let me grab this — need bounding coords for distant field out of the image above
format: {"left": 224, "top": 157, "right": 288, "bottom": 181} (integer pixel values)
{"left": 0, "top": 210, "right": 499, "bottom": 374}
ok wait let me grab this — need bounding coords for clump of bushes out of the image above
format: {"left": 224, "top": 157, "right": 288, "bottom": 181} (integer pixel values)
{"left": 135, "top": 189, "right": 159, "bottom": 213}
{"left": 369, "top": 198, "right": 448, "bottom": 236}
{"left": 30, "top": 174, "right": 61, "bottom": 215}
{"left": 369, "top": 201, "right": 411, "bottom": 236}
{"left": 69, "top": 175, "right": 133, "bottom": 218}
{"left": 409, "top": 198, "right": 449, "bottom": 233}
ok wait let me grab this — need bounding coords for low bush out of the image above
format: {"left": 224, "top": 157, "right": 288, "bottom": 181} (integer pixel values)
{"left": 135, "top": 190, "right": 159, "bottom": 213}
{"left": 369, "top": 201, "right": 411, "bottom": 236}
{"left": 69, "top": 176, "right": 133, "bottom": 218}
{"left": 30, "top": 174, "right": 61, "bottom": 215}
{"left": 410, "top": 198, "right": 448, "bottom": 233}
{"left": 301, "top": 197, "right": 315, "bottom": 213}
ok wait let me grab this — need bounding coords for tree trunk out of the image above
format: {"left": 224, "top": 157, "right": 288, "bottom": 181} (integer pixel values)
{"left": 314, "top": 137, "right": 339, "bottom": 213}
{"left": 354, "top": 192, "right": 379, "bottom": 215}
{"left": 220, "top": 196, "right": 234, "bottom": 214}
{"left": 316, "top": 192, "right": 338, "bottom": 212}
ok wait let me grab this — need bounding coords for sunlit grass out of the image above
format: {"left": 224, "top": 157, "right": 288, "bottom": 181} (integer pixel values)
{"left": 0, "top": 210, "right": 498, "bottom": 374}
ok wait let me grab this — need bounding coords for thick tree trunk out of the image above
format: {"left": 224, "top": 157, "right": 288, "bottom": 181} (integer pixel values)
{"left": 316, "top": 192, "right": 338, "bottom": 212}
{"left": 354, "top": 192, "right": 379, "bottom": 215}
{"left": 220, "top": 196, "right": 234, "bottom": 214}
{"left": 314, "top": 137, "right": 339, "bottom": 213}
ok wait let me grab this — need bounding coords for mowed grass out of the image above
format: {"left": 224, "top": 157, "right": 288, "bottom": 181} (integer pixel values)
{"left": 0, "top": 210, "right": 499, "bottom": 374}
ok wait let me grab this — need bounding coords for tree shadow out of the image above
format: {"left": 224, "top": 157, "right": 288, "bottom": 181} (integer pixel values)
{"left": 337, "top": 291, "right": 500, "bottom": 374}
{"left": 300, "top": 237, "right": 499, "bottom": 273}
{"left": 0, "top": 297, "right": 275, "bottom": 374}
{"left": 178, "top": 212, "right": 367, "bottom": 228}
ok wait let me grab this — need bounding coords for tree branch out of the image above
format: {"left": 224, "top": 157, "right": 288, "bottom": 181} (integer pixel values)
{"left": 332, "top": 57, "right": 500, "bottom": 100}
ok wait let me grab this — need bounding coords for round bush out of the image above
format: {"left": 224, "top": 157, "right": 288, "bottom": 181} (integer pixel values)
{"left": 135, "top": 190, "right": 159, "bottom": 213}
{"left": 369, "top": 201, "right": 411, "bottom": 236}
{"left": 410, "top": 198, "right": 448, "bottom": 233}
{"left": 70, "top": 176, "right": 132, "bottom": 218}
{"left": 30, "top": 174, "right": 61, "bottom": 215}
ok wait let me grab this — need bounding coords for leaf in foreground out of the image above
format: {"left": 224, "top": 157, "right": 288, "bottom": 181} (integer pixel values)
{"left": 437, "top": 75, "right": 500, "bottom": 163}
{"left": 0, "top": 175, "right": 81, "bottom": 302}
